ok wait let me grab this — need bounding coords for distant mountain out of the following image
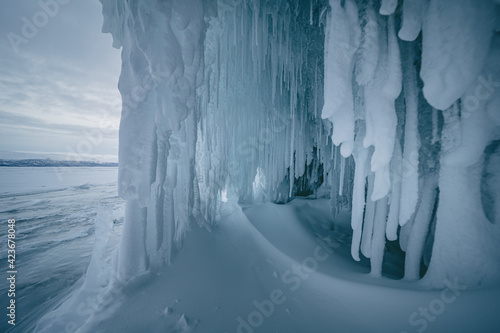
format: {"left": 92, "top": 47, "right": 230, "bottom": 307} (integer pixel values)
{"left": 0, "top": 159, "right": 118, "bottom": 167}
{"left": 0, "top": 150, "right": 118, "bottom": 164}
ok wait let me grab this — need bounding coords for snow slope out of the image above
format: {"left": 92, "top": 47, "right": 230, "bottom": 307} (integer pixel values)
{"left": 38, "top": 198, "right": 500, "bottom": 333}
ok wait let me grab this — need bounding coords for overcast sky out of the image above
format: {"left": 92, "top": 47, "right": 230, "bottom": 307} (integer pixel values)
{"left": 0, "top": 0, "right": 122, "bottom": 161}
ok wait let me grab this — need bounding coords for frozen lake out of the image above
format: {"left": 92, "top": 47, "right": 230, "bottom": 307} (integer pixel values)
{"left": 0, "top": 167, "right": 124, "bottom": 332}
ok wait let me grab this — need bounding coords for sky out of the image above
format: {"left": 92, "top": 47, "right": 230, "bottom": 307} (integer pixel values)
{"left": 0, "top": 0, "right": 122, "bottom": 162}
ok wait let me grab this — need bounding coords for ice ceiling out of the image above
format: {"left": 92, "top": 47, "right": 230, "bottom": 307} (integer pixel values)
{"left": 100, "top": 0, "right": 500, "bottom": 287}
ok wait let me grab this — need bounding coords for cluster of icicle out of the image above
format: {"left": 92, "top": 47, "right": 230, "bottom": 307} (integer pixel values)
{"left": 100, "top": 0, "right": 218, "bottom": 280}
{"left": 197, "top": 0, "right": 335, "bottom": 212}
{"left": 101, "top": 0, "right": 500, "bottom": 287}
{"left": 100, "top": 0, "right": 338, "bottom": 282}
{"left": 322, "top": 0, "right": 500, "bottom": 286}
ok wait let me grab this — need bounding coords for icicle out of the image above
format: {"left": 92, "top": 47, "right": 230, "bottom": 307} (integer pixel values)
{"left": 332, "top": 143, "right": 337, "bottom": 166}
{"left": 370, "top": 196, "right": 389, "bottom": 277}
{"left": 322, "top": 0, "right": 360, "bottom": 157}
{"left": 364, "top": 14, "right": 401, "bottom": 201}
{"left": 314, "top": 59, "right": 319, "bottom": 118}
{"left": 386, "top": 141, "right": 402, "bottom": 241}
{"left": 117, "top": 199, "right": 147, "bottom": 280}
{"left": 398, "top": 0, "right": 423, "bottom": 41}
{"left": 216, "top": 37, "right": 221, "bottom": 108}
{"left": 404, "top": 176, "right": 438, "bottom": 281}
{"left": 399, "top": 214, "right": 413, "bottom": 253}
{"left": 233, "top": 5, "right": 238, "bottom": 46}
{"left": 310, "top": 0, "right": 314, "bottom": 25}
{"left": 253, "top": 0, "right": 260, "bottom": 46}
{"left": 355, "top": 0, "right": 378, "bottom": 86}
{"left": 399, "top": 42, "right": 420, "bottom": 226}
{"left": 361, "top": 174, "right": 376, "bottom": 258}
{"left": 289, "top": 107, "right": 295, "bottom": 198}
{"left": 351, "top": 139, "right": 369, "bottom": 261}
{"left": 338, "top": 156, "right": 345, "bottom": 196}
{"left": 379, "top": 0, "right": 398, "bottom": 16}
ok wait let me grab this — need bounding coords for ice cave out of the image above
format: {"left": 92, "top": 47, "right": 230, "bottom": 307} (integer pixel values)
{"left": 35, "top": 0, "right": 500, "bottom": 332}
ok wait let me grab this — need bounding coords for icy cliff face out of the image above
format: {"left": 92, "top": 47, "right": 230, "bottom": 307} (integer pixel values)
{"left": 101, "top": 0, "right": 334, "bottom": 282}
{"left": 100, "top": 0, "right": 217, "bottom": 280}
{"left": 321, "top": 0, "right": 500, "bottom": 285}
{"left": 101, "top": 0, "right": 500, "bottom": 287}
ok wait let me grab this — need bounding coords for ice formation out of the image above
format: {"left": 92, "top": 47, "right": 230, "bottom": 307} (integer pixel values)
{"left": 98, "top": 0, "right": 500, "bottom": 289}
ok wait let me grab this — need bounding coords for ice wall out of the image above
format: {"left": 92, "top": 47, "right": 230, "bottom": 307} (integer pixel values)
{"left": 100, "top": 0, "right": 334, "bottom": 282}
{"left": 100, "top": 0, "right": 217, "bottom": 280}
{"left": 321, "top": 0, "right": 500, "bottom": 286}
{"left": 101, "top": 0, "right": 500, "bottom": 287}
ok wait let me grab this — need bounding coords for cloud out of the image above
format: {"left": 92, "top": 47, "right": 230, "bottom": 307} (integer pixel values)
{"left": 0, "top": 0, "right": 122, "bottom": 159}
{"left": 0, "top": 109, "right": 118, "bottom": 136}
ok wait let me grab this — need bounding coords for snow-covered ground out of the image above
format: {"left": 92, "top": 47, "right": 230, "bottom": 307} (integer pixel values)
{"left": 36, "top": 197, "right": 500, "bottom": 333}
{"left": 0, "top": 167, "right": 124, "bottom": 333}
